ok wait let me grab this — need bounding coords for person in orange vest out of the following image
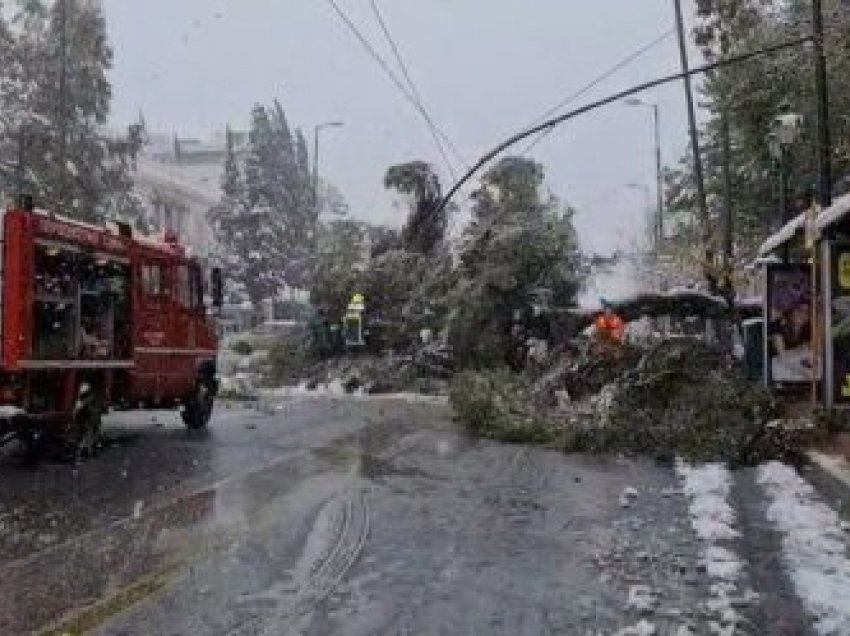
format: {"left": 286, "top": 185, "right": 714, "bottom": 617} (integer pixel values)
{"left": 593, "top": 300, "right": 626, "bottom": 355}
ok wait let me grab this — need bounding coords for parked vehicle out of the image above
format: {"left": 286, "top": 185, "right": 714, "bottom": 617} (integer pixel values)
{"left": 0, "top": 203, "right": 222, "bottom": 458}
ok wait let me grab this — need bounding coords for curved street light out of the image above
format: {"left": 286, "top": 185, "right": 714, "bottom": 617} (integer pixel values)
{"left": 624, "top": 98, "right": 664, "bottom": 250}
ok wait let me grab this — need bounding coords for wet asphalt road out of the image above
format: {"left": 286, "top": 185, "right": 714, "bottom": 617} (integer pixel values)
{"left": 0, "top": 394, "right": 837, "bottom": 635}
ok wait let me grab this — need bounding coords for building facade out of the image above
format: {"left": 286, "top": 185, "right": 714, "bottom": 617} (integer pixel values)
{"left": 134, "top": 131, "right": 246, "bottom": 258}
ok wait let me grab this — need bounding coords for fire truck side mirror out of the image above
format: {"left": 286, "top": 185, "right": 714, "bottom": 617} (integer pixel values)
{"left": 211, "top": 267, "right": 224, "bottom": 310}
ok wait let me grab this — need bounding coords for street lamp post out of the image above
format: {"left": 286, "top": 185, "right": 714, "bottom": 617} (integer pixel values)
{"left": 768, "top": 108, "right": 802, "bottom": 263}
{"left": 313, "top": 121, "right": 344, "bottom": 211}
{"left": 625, "top": 98, "right": 664, "bottom": 251}
{"left": 626, "top": 182, "right": 653, "bottom": 251}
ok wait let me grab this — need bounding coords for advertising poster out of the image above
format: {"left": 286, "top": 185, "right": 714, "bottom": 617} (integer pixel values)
{"left": 829, "top": 243, "right": 850, "bottom": 404}
{"left": 765, "top": 264, "right": 814, "bottom": 385}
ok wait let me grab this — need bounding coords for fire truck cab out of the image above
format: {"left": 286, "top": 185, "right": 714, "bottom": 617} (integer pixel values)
{"left": 0, "top": 205, "right": 221, "bottom": 458}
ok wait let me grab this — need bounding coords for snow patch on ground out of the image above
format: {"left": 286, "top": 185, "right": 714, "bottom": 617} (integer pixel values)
{"left": 219, "top": 372, "right": 260, "bottom": 397}
{"left": 261, "top": 382, "right": 448, "bottom": 405}
{"left": 676, "top": 461, "right": 750, "bottom": 634}
{"left": 619, "top": 486, "right": 639, "bottom": 508}
{"left": 614, "top": 618, "right": 657, "bottom": 636}
{"left": 757, "top": 461, "right": 850, "bottom": 635}
{"left": 626, "top": 585, "right": 658, "bottom": 614}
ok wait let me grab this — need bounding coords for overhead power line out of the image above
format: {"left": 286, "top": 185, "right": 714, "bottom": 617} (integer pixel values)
{"left": 437, "top": 34, "right": 814, "bottom": 215}
{"left": 325, "top": 0, "right": 461, "bottom": 181}
{"left": 520, "top": 28, "right": 675, "bottom": 155}
{"left": 369, "top": 0, "right": 466, "bottom": 176}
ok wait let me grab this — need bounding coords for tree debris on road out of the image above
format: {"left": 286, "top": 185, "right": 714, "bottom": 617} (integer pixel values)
{"left": 451, "top": 337, "right": 810, "bottom": 465}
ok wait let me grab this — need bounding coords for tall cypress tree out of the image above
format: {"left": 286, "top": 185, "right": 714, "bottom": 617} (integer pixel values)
{"left": 210, "top": 100, "right": 329, "bottom": 304}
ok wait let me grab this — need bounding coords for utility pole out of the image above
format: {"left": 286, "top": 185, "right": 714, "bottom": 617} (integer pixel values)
{"left": 720, "top": 112, "right": 733, "bottom": 288}
{"left": 813, "top": 0, "right": 832, "bottom": 209}
{"left": 719, "top": 13, "right": 734, "bottom": 301}
{"left": 673, "top": 0, "right": 714, "bottom": 291}
{"left": 779, "top": 146, "right": 791, "bottom": 261}
{"left": 813, "top": 0, "right": 832, "bottom": 410}
{"left": 57, "top": 0, "right": 69, "bottom": 212}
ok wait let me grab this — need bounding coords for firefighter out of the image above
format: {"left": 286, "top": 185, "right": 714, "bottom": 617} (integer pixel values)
{"left": 592, "top": 300, "right": 626, "bottom": 357}
{"left": 344, "top": 292, "right": 365, "bottom": 348}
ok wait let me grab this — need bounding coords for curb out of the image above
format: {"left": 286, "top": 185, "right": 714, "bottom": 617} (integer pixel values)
{"left": 806, "top": 450, "right": 850, "bottom": 491}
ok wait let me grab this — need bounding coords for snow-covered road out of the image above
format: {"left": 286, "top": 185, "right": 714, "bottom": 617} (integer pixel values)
{"left": 0, "top": 397, "right": 848, "bottom": 634}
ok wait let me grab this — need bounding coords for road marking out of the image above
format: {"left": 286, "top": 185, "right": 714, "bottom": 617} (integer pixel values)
{"left": 757, "top": 461, "right": 850, "bottom": 635}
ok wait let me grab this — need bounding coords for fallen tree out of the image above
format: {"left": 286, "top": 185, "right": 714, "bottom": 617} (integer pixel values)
{"left": 451, "top": 337, "right": 804, "bottom": 465}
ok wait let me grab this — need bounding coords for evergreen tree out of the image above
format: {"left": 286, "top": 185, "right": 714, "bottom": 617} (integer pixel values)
{"left": 384, "top": 160, "right": 448, "bottom": 255}
{"left": 450, "top": 157, "right": 582, "bottom": 367}
{"left": 210, "top": 101, "right": 324, "bottom": 305}
{"left": 294, "top": 127, "right": 317, "bottom": 237}
{"left": 310, "top": 219, "right": 369, "bottom": 317}
{"left": 0, "top": 0, "right": 143, "bottom": 222}
{"left": 0, "top": 3, "right": 16, "bottom": 189}
{"left": 295, "top": 128, "right": 310, "bottom": 186}
{"left": 665, "top": 0, "right": 850, "bottom": 277}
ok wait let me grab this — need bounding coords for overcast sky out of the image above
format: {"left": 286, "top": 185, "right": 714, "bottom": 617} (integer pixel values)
{"left": 103, "top": 0, "right": 704, "bottom": 255}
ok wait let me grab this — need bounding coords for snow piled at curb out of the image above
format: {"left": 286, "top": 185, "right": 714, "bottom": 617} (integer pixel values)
{"left": 676, "top": 461, "right": 750, "bottom": 634}
{"left": 259, "top": 382, "right": 448, "bottom": 405}
{"left": 757, "top": 461, "right": 850, "bottom": 635}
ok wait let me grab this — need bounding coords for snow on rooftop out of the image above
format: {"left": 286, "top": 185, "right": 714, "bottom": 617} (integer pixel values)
{"left": 136, "top": 159, "right": 221, "bottom": 206}
{"left": 757, "top": 191, "right": 850, "bottom": 257}
{"left": 758, "top": 212, "right": 806, "bottom": 257}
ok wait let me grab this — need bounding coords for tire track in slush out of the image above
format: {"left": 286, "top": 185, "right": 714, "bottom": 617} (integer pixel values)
{"left": 228, "top": 487, "right": 370, "bottom": 635}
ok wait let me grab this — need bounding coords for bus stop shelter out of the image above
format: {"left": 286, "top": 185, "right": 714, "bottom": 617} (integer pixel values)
{"left": 758, "top": 191, "right": 850, "bottom": 409}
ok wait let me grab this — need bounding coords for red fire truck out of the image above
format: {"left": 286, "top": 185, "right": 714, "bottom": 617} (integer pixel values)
{"left": 0, "top": 203, "right": 221, "bottom": 459}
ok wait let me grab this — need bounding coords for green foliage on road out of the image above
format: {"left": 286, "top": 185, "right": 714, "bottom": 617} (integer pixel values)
{"left": 266, "top": 336, "right": 315, "bottom": 386}
{"left": 451, "top": 368, "right": 560, "bottom": 445}
{"left": 451, "top": 339, "right": 803, "bottom": 465}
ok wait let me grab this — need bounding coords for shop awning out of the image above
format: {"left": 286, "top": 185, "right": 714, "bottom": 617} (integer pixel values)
{"left": 815, "top": 191, "right": 850, "bottom": 232}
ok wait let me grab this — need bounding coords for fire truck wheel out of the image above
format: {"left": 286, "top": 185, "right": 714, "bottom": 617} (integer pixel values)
{"left": 182, "top": 381, "right": 214, "bottom": 430}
